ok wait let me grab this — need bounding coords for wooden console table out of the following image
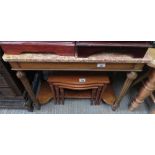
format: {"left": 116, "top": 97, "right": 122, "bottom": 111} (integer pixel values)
{"left": 2, "top": 50, "right": 151, "bottom": 110}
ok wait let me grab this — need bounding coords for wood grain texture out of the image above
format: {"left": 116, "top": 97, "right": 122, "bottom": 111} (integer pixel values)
{"left": 129, "top": 69, "right": 155, "bottom": 111}
{"left": 102, "top": 85, "right": 116, "bottom": 105}
{"left": 48, "top": 72, "right": 110, "bottom": 105}
{"left": 0, "top": 41, "right": 75, "bottom": 56}
{"left": 10, "top": 62, "right": 144, "bottom": 71}
{"left": 76, "top": 41, "right": 152, "bottom": 47}
{"left": 48, "top": 72, "right": 110, "bottom": 84}
{"left": 36, "top": 80, "right": 53, "bottom": 105}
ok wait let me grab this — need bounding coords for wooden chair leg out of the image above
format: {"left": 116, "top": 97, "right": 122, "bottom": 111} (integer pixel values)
{"left": 95, "top": 86, "right": 102, "bottom": 105}
{"left": 129, "top": 70, "right": 155, "bottom": 111}
{"left": 60, "top": 88, "right": 64, "bottom": 105}
{"left": 50, "top": 84, "right": 56, "bottom": 104}
{"left": 91, "top": 88, "right": 97, "bottom": 105}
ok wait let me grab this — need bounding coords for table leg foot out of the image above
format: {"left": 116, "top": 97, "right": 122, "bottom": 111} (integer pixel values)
{"left": 112, "top": 104, "right": 118, "bottom": 111}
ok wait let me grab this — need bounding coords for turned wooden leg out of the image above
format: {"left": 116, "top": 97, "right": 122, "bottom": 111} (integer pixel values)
{"left": 50, "top": 84, "right": 56, "bottom": 104}
{"left": 55, "top": 86, "right": 60, "bottom": 104}
{"left": 95, "top": 86, "right": 102, "bottom": 105}
{"left": 60, "top": 88, "right": 64, "bottom": 105}
{"left": 91, "top": 88, "right": 97, "bottom": 105}
{"left": 98, "top": 85, "right": 107, "bottom": 105}
{"left": 16, "top": 71, "right": 40, "bottom": 110}
{"left": 129, "top": 70, "right": 155, "bottom": 111}
{"left": 112, "top": 72, "right": 138, "bottom": 111}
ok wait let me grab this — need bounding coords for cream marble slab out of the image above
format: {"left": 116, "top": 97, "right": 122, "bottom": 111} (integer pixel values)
{"left": 146, "top": 48, "right": 155, "bottom": 68}
{"left": 3, "top": 51, "right": 151, "bottom": 63}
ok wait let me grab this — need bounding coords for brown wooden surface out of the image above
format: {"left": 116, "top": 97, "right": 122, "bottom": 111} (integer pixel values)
{"left": 129, "top": 69, "right": 155, "bottom": 111}
{"left": 48, "top": 72, "right": 110, "bottom": 85}
{"left": 0, "top": 41, "right": 75, "bottom": 56}
{"left": 57, "top": 85, "right": 100, "bottom": 105}
{"left": 36, "top": 81, "right": 119, "bottom": 106}
{"left": 76, "top": 42, "right": 152, "bottom": 58}
{"left": 102, "top": 85, "right": 116, "bottom": 105}
{"left": 65, "top": 89, "right": 91, "bottom": 98}
{"left": 36, "top": 80, "right": 53, "bottom": 105}
{"left": 48, "top": 72, "right": 110, "bottom": 105}
{"left": 10, "top": 62, "right": 144, "bottom": 71}
{"left": 2, "top": 43, "right": 151, "bottom": 110}
{"left": 76, "top": 41, "right": 152, "bottom": 47}
{"left": 1, "top": 41, "right": 152, "bottom": 57}
{"left": 129, "top": 48, "right": 155, "bottom": 112}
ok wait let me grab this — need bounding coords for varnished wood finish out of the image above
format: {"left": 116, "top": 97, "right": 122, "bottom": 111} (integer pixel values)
{"left": 49, "top": 84, "right": 56, "bottom": 104}
{"left": 91, "top": 88, "right": 97, "bottom": 105}
{"left": 48, "top": 72, "right": 110, "bottom": 85}
{"left": 76, "top": 41, "right": 152, "bottom": 47}
{"left": 112, "top": 72, "right": 138, "bottom": 110}
{"left": 48, "top": 72, "right": 110, "bottom": 105}
{"left": 57, "top": 85, "right": 100, "bottom": 105}
{"left": 55, "top": 86, "right": 60, "bottom": 104}
{"left": 128, "top": 48, "right": 155, "bottom": 113}
{"left": 36, "top": 80, "right": 53, "bottom": 105}
{"left": 129, "top": 70, "right": 155, "bottom": 111}
{"left": 76, "top": 41, "right": 152, "bottom": 57}
{"left": 60, "top": 88, "right": 64, "bottom": 105}
{"left": 0, "top": 41, "right": 75, "bottom": 56}
{"left": 2, "top": 42, "right": 152, "bottom": 111}
{"left": 10, "top": 62, "right": 144, "bottom": 71}
{"left": 95, "top": 86, "right": 102, "bottom": 105}
{"left": 98, "top": 85, "right": 107, "bottom": 104}
{"left": 102, "top": 85, "right": 116, "bottom": 105}
{"left": 63, "top": 89, "right": 91, "bottom": 98}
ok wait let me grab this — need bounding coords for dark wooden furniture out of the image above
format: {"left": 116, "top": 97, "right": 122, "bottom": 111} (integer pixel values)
{"left": 47, "top": 72, "right": 110, "bottom": 105}
{"left": 76, "top": 41, "right": 152, "bottom": 57}
{"left": 0, "top": 42, "right": 75, "bottom": 56}
{"left": 0, "top": 41, "right": 152, "bottom": 57}
{"left": 2, "top": 42, "right": 152, "bottom": 111}
{"left": 0, "top": 50, "right": 30, "bottom": 110}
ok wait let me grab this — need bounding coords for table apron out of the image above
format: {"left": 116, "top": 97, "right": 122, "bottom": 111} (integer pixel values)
{"left": 10, "top": 62, "right": 145, "bottom": 71}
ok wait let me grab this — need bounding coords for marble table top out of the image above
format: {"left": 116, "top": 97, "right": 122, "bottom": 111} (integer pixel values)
{"left": 147, "top": 48, "right": 155, "bottom": 68}
{"left": 3, "top": 50, "right": 153, "bottom": 64}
